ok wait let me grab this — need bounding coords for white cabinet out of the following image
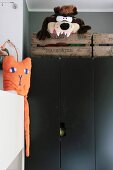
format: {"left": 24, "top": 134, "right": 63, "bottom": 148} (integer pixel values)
{"left": 0, "top": 90, "right": 24, "bottom": 170}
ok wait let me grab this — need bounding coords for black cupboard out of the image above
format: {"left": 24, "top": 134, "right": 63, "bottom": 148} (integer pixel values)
{"left": 25, "top": 57, "right": 113, "bottom": 170}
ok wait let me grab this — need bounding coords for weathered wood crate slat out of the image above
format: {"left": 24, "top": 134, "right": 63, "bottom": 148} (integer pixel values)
{"left": 93, "top": 46, "right": 113, "bottom": 57}
{"left": 93, "top": 33, "right": 113, "bottom": 57}
{"left": 32, "top": 33, "right": 92, "bottom": 57}
{"left": 32, "top": 33, "right": 92, "bottom": 45}
{"left": 32, "top": 46, "right": 92, "bottom": 57}
{"left": 93, "top": 34, "right": 113, "bottom": 44}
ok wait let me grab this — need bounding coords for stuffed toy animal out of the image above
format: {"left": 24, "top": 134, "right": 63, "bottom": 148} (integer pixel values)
{"left": 37, "top": 5, "right": 91, "bottom": 40}
{"left": 2, "top": 56, "right": 32, "bottom": 157}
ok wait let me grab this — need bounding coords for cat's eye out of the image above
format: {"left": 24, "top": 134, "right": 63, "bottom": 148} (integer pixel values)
{"left": 24, "top": 69, "right": 29, "bottom": 74}
{"left": 10, "top": 67, "right": 17, "bottom": 73}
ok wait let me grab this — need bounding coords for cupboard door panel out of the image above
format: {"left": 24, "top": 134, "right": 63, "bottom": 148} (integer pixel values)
{"left": 25, "top": 57, "right": 60, "bottom": 170}
{"left": 95, "top": 58, "right": 113, "bottom": 170}
{"left": 61, "top": 59, "right": 95, "bottom": 170}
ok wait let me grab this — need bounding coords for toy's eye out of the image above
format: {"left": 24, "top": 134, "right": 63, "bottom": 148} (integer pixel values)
{"left": 56, "top": 16, "right": 64, "bottom": 22}
{"left": 66, "top": 17, "right": 72, "bottom": 22}
{"left": 56, "top": 16, "right": 72, "bottom": 23}
{"left": 10, "top": 67, "right": 17, "bottom": 73}
{"left": 24, "top": 69, "right": 29, "bottom": 74}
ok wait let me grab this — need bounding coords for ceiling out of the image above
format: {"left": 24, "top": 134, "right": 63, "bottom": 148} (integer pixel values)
{"left": 26, "top": 0, "right": 113, "bottom": 12}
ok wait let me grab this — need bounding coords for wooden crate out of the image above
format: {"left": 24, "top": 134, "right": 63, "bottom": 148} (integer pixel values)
{"left": 31, "top": 33, "right": 92, "bottom": 58}
{"left": 93, "top": 33, "right": 113, "bottom": 57}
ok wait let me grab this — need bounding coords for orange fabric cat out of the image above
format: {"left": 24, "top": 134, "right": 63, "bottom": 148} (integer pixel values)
{"left": 2, "top": 55, "right": 32, "bottom": 157}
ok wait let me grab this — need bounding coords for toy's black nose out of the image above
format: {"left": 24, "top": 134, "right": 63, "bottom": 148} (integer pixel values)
{"left": 60, "top": 23, "right": 70, "bottom": 30}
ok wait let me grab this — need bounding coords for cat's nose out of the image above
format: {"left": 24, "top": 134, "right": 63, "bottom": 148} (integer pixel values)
{"left": 18, "top": 75, "right": 22, "bottom": 86}
{"left": 18, "top": 75, "right": 22, "bottom": 79}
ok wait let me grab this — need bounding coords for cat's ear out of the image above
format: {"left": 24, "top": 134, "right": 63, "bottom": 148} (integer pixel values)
{"left": 22, "top": 57, "right": 32, "bottom": 70}
{"left": 2, "top": 56, "right": 17, "bottom": 70}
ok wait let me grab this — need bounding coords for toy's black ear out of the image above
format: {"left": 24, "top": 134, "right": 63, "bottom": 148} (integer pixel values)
{"left": 73, "top": 7, "right": 78, "bottom": 15}
{"left": 54, "top": 6, "right": 60, "bottom": 14}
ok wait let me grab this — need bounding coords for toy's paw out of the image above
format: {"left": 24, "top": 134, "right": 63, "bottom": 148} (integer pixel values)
{"left": 77, "top": 34, "right": 87, "bottom": 39}
{"left": 78, "top": 25, "right": 91, "bottom": 34}
{"left": 36, "top": 30, "right": 51, "bottom": 40}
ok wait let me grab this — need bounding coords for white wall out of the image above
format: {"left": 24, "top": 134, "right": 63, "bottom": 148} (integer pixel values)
{"left": 0, "top": 0, "right": 24, "bottom": 89}
{"left": 23, "top": 0, "right": 30, "bottom": 57}
{"left": 0, "top": 0, "right": 23, "bottom": 60}
{"left": 0, "top": 0, "right": 25, "bottom": 170}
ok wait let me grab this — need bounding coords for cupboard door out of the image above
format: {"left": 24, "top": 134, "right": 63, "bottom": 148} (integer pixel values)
{"left": 61, "top": 59, "right": 95, "bottom": 170}
{"left": 25, "top": 57, "right": 60, "bottom": 170}
{"left": 95, "top": 58, "right": 113, "bottom": 170}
